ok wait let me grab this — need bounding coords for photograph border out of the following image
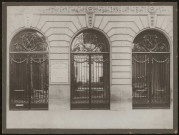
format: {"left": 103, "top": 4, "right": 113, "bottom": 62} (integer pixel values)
{"left": 2, "top": 1, "right": 178, "bottom": 134}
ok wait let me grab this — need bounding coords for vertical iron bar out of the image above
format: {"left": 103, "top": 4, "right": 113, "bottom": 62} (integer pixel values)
{"left": 29, "top": 57, "right": 33, "bottom": 109}
{"left": 89, "top": 54, "right": 91, "bottom": 108}
{"left": 149, "top": 54, "right": 152, "bottom": 107}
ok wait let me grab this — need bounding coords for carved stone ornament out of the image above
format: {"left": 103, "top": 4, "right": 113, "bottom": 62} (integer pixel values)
{"left": 36, "top": 6, "right": 172, "bottom": 15}
{"left": 148, "top": 6, "right": 157, "bottom": 28}
{"left": 86, "top": 6, "right": 95, "bottom": 28}
{"left": 148, "top": 13, "right": 157, "bottom": 28}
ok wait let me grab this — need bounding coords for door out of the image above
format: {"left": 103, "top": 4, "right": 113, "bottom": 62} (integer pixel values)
{"left": 10, "top": 54, "right": 49, "bottom": 110}
{"left": 9, "top": 29, "right": 49, "bottom": 110}
{"left": 10, "top": 54, "right": 30, "bottom": 109}
{"left": 132, "top": 29, "right": 170, "bottom": 108}
{"left": 30, "top": 54, "right": 49, "bottom": 109}
{"left": 132, "top": 53, "right": 170, "bottom": 108}
{"left": 71, "top": 29, "right": 110, "bottom": 109}
{"left": 71, "top": 53, "right": 110, "bottom": 109}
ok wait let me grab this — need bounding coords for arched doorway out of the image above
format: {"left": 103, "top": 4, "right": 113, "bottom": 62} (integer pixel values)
{"left": 132, "top": 29, "right": 170, "bottom": 108}
{"left": 9, "top": 29, "right": 49, "bottom": 110}
{"left": 71, "top": 29, "right": 110, "bottom": 109}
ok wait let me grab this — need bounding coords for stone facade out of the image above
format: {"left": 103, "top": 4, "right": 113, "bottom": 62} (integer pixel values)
{"left": 7, "top": 6, "right": 173, "bottom": 112}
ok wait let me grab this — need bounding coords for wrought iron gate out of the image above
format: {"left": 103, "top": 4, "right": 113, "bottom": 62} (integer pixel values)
{"left": 132, "top": 30, "right": 170, "bottom": 108}
{"left": 71, "top": 30, "right": 110, "bottom": 109}
{"left": 9, "top": 29, "right": 49, "bottom": 110}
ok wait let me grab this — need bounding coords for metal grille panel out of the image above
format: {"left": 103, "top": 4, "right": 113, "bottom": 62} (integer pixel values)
{"left": 9, "top": 29, "right": 49, "bottom": 110}
{"left": 71, "top": 53, "right": 110, "bottom": 109}
{"left": 132, "top": 29, "right": 170, "bottom": 108}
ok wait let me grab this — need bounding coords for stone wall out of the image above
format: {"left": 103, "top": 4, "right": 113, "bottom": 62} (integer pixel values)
{"left": 7, "top": 6, "right": 173, "bottom": 111}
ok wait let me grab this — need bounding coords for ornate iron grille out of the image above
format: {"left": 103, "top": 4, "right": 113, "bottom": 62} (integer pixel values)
{"left": 71, "top": 30, "right": 110, "bottom": 109}
{"left": 9, "top": 29, "right": 49, "bottom": 110}
{"left": 132, "top": 30, "right": 170, "bottom": 108}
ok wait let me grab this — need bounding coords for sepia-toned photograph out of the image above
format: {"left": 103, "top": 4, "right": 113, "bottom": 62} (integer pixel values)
{"left": 2, "top": 2, "right": 178, "bottom": 134}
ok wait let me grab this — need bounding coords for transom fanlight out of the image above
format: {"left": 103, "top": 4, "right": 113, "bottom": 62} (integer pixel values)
{"left": 132, "top": 30, "right": 170, "bottom": 52}
{"left": 10, "top": 29, "right": 48, "bottom": 52}
{"left": 10, "top": 29, "right": 48, "bottom": 63}
{"left": 71, "top": 29, "right": 109, "bottom": 52}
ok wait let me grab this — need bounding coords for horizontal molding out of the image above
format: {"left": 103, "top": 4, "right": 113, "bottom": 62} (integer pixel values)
{"left": 132, "top": 52, "right": 170, "bottom": 54}
{"left": 112, "top": 71, "right": 131, "bottom": 73}
{"left": 41, "top": 21, "right": 78, "bottom": 31}
{"left": 107, "top": 27, "right": 137, "bottom": 35}
{"left": 49, "top": 40, "right": 70, "bottom": 43}
{"left": 112, "top": 47, "right": 131, "bottom": 53}
{"left": 50, "top": 53, "right": 69, "bottom": 59}
{"left": 112, "top": 53, "right": 131, "bottom": 60}
{"left": 50, "top": 58, "right": 69, "bottom": 60}
{"left": 49, "top": 83, "right": 70, "bottom": 85}
{"left": 95, "top": 14, "right": 148, "bottom": 16}
{"left": 50, "top": 46, "right": 69, "bottom": 53}
{"left": 103, "top": 21, "right": 140, "bottom": 33}
{"left": 44, "top": 27, "right": 75, "bottom": 34}
{"left": 50, "top": 52, "right": 69, "bottom": 54}
{"left": 111, "top": 40, "right": 132, "bottom": 47}
{"left": 112, "top": 45, "right": 131, "bottom": 47}
{"left": 112, "top": 44, "right": 131, "bottom": 48}
{"left": 47, "top": 33, "right": 72, "bottom": 38}
{"left": 33, "top": 14, "right": 148, "bottom": 16}
{"left": 112, "top": 64, "right": 131, "bottom": 66}
{"left": 42, "top": 23, "right": 77, "bottom": 34}
{"left": 48, "top": 35, "right": 71, "bottom": 42}
{"left": 112, "top": 66, "right": 131, "bottom": 72}
{"left": 112, "top": 58, "right": 131, "bottom": 60}
{"left": 111, "top": 84, "right": 131, "bottom": 85}
{"left": 112, "top": 77, "right": 131, "bottom": 79}
{"left": 108, "top": 30, "right": 136, "bottom": 38}
{"left": 50, "top": 46, "right": 69, "bottom": 48}
{"left": 109, "top": 33, "right": 134, "bottom": 38}
{"left": 111, "top": 40, "right": 132, "bottom": 43}
{"left": 112, "top": 72, "right": 131, "bottom": 78}
{"left": 50, "top": 41, "right": 70, "bottom": 47}
{"left": 34, "top": 14, "right": 86, "bottom": 16}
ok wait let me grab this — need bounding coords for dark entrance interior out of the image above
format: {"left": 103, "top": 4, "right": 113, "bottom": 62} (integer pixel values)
{"left": 9, "top": 29, "right": 49, "bottom": 110}
{"left": 132, "top": 30, "right": 170, "bottom": 108}
{"left": 71, "top": 29, "right": 110, "bottom": 109}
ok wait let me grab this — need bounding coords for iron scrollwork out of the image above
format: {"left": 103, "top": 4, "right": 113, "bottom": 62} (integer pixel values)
{"left": 132, "top": 30, "right": 170, "bottom": 108}
{"left": 133, "top": 30, "right": 170, "bottom": 52}
{"left": 9, "top": 29, "right": 49, "bottom": 110}
{"left": 72, "top": 31, "right": 108, "bottom": 52}
{"left": 10, "top": 29, "right": 48, "bottom": 52}
{"left": 71, "top": 30, "right": 110, "bottom": 109}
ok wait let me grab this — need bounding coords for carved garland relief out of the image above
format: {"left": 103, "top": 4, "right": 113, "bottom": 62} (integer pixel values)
{"left": 16, "top": 6, "right": 172, "bottom": 28}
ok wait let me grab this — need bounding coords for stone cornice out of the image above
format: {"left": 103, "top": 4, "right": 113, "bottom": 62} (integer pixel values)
{"left": 9, "top": 6, "right": 172, "bottom": 15}
{"left": 36, "top": 6, "right": 172, "bottom": 15}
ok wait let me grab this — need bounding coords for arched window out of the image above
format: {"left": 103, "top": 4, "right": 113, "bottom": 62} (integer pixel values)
{"left": 132, "top": 29, "right": 170, "bottom": 108}
{"left": 9, "top": 29, "right": 49, "bottom": 110}
{"left": 71, "top": 29, "right": 110, "bottom": 109}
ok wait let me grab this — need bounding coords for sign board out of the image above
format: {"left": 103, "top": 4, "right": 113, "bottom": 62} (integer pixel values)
{"left": 50, "top": 60, "right": 68, "bottom": 83}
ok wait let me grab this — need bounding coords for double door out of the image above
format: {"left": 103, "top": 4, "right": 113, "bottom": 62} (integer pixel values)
{"left": 71, "top": 53, "right": 110, "bottom": 109}
{"left": 132, "top": 53, "right": 170, "bottom": 108}
{"left": 10, "top": 53, "right": 49, "bottom": 110}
